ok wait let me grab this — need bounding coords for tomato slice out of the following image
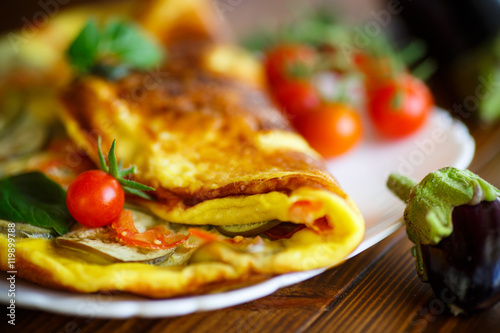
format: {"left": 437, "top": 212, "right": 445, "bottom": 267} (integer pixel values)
{"left": 287, "top": 200, "right": 333, "bottom": 234}
{"left": 311, "top": 216, "right": 333, "bottom": 232}
{"left": 188, "top": 228, "right": 221, "bottom": 242}
{"left": 111, "top": 210, "right": 189, "bottom": 250}
{"left": 289, "top": 200, "right": 322, "bottom": 223}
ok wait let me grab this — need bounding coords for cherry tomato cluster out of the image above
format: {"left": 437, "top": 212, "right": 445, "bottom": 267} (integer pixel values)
{"left": 264, "top": 44, "right": 362, "bottom": 158}
{"left": 264, "top": 44, "right": 434, "bottom": 157}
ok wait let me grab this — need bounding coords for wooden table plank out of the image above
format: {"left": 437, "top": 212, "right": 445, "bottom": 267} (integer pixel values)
{"left": 467, "top": 123, "right": 500, "bottom": 175}
{"left": 306, "top": 232, "right": 426, "bottom": 333}
{"left": 306, "top": 235, "right": 500, "bottom": 333}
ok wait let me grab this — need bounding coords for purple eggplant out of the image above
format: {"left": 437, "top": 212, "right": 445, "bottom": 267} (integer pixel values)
{"left": 387, "top": 167, "right": 500, "bottom": 314}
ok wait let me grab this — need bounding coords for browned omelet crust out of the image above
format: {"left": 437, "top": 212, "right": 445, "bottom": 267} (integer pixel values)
{"left": 61, "top": 42, "right": 347, "bottom": 212}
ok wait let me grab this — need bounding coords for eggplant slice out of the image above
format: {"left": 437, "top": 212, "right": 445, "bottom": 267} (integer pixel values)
{"left": 0, "top": 219, "right": 57, "bottom": 239}
{"left": 55, "top": 208, "right": 185, "bottom": 264}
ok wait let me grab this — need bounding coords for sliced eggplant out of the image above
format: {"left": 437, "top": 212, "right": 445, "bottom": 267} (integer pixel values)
{"left": 0, "top": 219, "right": 57, "bottom": 239}
{"left": 216, "top": 220, "right": 281, "bottom": 237}
{"left": 56, "top": 228, "right": 175, "bottom": 264}
{"left": 55, "top": 208, "right": 180, "bottom": 265}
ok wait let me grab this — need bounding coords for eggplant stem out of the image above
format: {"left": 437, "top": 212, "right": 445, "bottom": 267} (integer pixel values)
{"left": 387, "top": 173, "right": 417, "bottom": 203}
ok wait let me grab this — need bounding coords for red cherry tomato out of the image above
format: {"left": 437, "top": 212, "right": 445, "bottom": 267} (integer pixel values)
{"left": 367, "top": 73, "right": 433, "bottom": 138}
{"left": 293, "top": 103, "right": 363, "bottom": 157}
{"left": 264, "top": 44, "right": 317, "bottom": 86}
{"left": 272, "top": 81, "right": 321, "bottom": 118}
{"left": 66, "top": 170, "right": 125, "bottom": 227}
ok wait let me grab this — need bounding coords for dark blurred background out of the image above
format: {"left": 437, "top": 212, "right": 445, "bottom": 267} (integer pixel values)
{"left": 2, "top": 0, "right": 500, "bottom": 124}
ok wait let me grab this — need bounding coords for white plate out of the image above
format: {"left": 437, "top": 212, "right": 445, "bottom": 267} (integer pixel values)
{"left": 0, "top": 108, "right": 474, "bottom": 318}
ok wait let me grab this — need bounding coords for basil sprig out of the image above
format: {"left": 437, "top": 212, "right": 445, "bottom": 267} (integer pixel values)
{"left": 97, "top": 137, "right": 155, "bottom": 200}
{"left": 67, "top": 18, "right": 164, "bottom": 79}
{"left": 0, "top": 172, "right": 73, "bottom": 235}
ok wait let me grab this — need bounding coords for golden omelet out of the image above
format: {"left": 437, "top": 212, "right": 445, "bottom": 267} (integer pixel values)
{"left": 0, "top": 0, "right": 365, "bottom": 298}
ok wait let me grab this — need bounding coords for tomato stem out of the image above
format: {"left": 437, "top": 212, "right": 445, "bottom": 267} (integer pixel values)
{"left": 411, "top": 59, "right": 437, "bottom": 82}
{"left": 97, "top": 137, "right": 109, "bottom": 173}
{"left": 108, "top": 140, "right": 119, "bottom": 178}
{"left": 96, "top": 136, "right": 156, "bottom": 200}
{"left": 391, "top": 89, "right": 404, "bottom": 110}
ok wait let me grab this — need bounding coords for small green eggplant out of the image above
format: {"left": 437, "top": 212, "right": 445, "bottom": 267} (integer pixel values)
{"left": 387, "top": 167, "right": 500, "bottom": 314}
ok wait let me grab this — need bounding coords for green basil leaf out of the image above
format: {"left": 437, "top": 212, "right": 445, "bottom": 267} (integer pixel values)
{"left": 0, "top": 172, "right": 73, "bottom": 235}
{"left": 66, "top": 18, "right": 164, "bottom": 77}
{"left": 66, "top": 19, "right": 100, "bottom": 73}
{"left": 100, "top": 19, "right": 164, "bottom": 69}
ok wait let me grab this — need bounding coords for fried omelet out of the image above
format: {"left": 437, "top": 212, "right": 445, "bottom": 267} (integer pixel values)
{"left": 0, "top": 0, "right": 364, "bottom": 298}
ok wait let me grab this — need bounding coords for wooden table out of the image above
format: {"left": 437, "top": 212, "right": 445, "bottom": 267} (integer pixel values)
{"left": 2, "top": 121, "right": 499, "bottom": 333}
